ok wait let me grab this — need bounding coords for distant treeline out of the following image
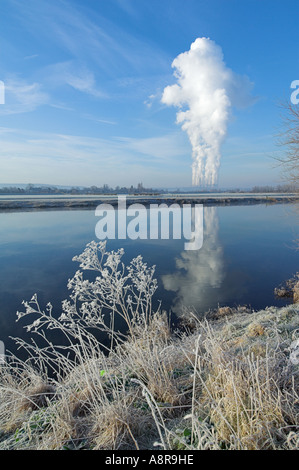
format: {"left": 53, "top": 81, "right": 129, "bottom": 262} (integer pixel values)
{"left": 0, "top": 183, "right": 297, "bottom": 195}
{"left": 0, "top": 183, "right": 164, "bottom": 195}
{"left": 249, "top": 184, "right": 298, "bottom": 193}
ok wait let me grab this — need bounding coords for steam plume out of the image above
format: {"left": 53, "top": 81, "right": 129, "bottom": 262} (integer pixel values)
{"left": 162, "top": 37, "right": 253, "bottom": 187}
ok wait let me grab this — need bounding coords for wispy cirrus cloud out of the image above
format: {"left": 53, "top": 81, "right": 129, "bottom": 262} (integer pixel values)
{"left": 2, "top": 0, "right": 170, "bottom": 120}
{"left": 114, "top": 0, "right": 141, "bottom": 19}
{"left": 0, "top": 78, "right": 49, "bottom": 115}
{"left": 8, "top": 0, "right": 170, "bottom": 76}
{"left": 82, "top": 113, "right": 117, "bottom": 125}
{"left": 0, "top": 127, "right": 190, "bottom": 186}
{"left": 0, "top": 63, "right": 107, "bottom": 116}
{"left": 24, "top": 54, "right": 39, "bottom": 60}
{"left": 42, "top": 61, "right": 107, "bottom": 99}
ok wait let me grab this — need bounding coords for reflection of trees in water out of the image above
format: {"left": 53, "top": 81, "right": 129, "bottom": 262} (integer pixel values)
{"left": 162, "top": 206, "right": 225, "bottom": 315}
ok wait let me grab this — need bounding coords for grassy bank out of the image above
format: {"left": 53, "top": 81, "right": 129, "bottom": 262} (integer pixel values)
{"left": 0, "top": 192, "right": 299, "bottom": 212}
{"left": 0, "top": 243, "right": 298, "bottom": 450}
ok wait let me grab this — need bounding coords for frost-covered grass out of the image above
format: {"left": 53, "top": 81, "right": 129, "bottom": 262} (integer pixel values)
{"left": 0, "top": 241, "right": 298, "bottom": 450}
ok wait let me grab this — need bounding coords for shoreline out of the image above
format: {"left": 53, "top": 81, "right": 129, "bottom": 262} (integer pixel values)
{"left": 0, "top": 192, "right": 298, "bottom": 212}
{"left": 1, "top": 301, "right": 298, "bottom": 450}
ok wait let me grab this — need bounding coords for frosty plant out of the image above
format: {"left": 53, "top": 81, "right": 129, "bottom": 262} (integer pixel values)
{"left": 0, "top": 341, "right": 5, "bottom": 364}
{"left": 2, "top": 241, "right": 299, "bottom": 451}
{"left": 16, "top": 241, "right": 159, "bottom": 363}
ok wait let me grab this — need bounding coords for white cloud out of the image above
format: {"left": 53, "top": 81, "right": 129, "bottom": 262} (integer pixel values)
{"left": 43, "top": 61, "right": 107, "bottom": 99}
{"left": 10, "top": 0, "right": 169, "bottom": 77}
{"left": 116, "top": 133, "right": 189, "bottom": 161}
{"left": 0, "top": 78, "right": 49, "bottom": 115}
{"left": 0, "top": 128, "right": 190, "bottom": 186}
{"left": 24, "top": 54, "right": 39, "bottom": 60}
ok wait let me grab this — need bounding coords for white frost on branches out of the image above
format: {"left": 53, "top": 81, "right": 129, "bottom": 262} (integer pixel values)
{"left": 16, "top": 241, "right": 159, "bottom": 357}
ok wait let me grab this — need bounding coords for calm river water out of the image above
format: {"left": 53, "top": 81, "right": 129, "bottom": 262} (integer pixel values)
{"left": 0, "top": 203, "right": 298, "bottom": 356}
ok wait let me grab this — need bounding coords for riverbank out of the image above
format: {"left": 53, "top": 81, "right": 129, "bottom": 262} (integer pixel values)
{"left": 0, "top": 192, "right": 298, "bottom": 211}
{"left": 0, "top": 300, "right": 298, "bottom": 450}
{"left": 0, "top": 239, "right": 298, "bottom": 451}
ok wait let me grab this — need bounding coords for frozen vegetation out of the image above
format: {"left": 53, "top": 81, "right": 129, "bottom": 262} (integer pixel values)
{"left": 0, "top": 242, "right": 299, "bottom": 450}
{"left": 0, "top": 192, "right": 299, "bottom": 211}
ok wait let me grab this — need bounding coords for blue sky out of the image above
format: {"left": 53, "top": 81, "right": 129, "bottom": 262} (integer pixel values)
{"left": 0, "top": 0, "right": 298, "bottom": 189}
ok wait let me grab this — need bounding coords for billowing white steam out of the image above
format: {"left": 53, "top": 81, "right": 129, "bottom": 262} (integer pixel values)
{"left": 162, "top": 37, "right": 253, "bottom": 187}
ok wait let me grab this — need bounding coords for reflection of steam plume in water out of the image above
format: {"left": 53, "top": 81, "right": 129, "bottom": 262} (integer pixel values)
{"left": 162, "top": 207, "right": 224, "bottom": 315}
{"left": 162, "top": 37, "right": 254, "bottom": 186}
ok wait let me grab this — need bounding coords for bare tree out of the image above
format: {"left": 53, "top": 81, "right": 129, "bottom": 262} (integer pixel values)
{"left": 276, "top": 101, "right": 299, "bottom": 188}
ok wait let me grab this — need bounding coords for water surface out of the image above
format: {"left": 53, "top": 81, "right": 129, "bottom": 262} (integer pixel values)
{"left": 0, "top": 203, "right": 298, "bottom": 356}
